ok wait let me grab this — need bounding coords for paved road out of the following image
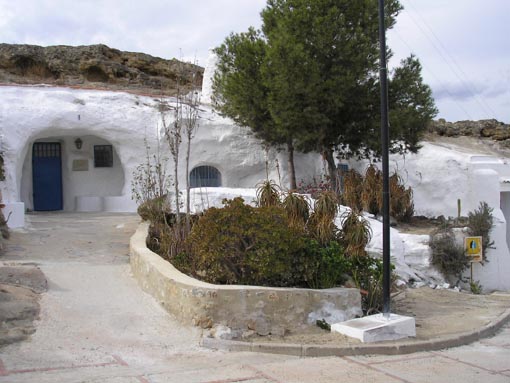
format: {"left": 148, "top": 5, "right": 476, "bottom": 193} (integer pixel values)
{"left": 1, "top": 213, "right": 509, "bottom": 383}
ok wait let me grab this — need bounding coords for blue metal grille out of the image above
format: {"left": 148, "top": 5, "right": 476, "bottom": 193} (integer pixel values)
{"left": 190, "top": 166, "right": 221, "bottom": 188}
{"left": 94, "top": 145, "right": 113, "bottom": 167}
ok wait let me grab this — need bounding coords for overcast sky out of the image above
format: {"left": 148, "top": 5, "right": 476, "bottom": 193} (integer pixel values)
{"left": 1, "top": 0, "right": 508, "bottom": 123}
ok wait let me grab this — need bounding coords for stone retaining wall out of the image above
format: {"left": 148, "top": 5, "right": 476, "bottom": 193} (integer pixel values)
{"left": 130, "top": 222, "right": 362, "bottom": 336}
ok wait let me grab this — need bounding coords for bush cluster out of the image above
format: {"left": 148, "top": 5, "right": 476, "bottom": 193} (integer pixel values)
{"left": 183, "top": 194, "right": 360, "bottom": 288}
{"left": 430, "top": 201, "right": 495, "bottom": 283}
{"left": 430, "top": 225, "right": 469, "bottom": 281}
{"left": 342, "top": 166, "right": 414, "bottom": 222}
{"left": 467, "top": 201, "right": 494, "bottom": 263}
{"left": 186, "top": 197, "right": 313, "bottom": 286}
{"left": 141, "top": 181, "right": 392, "bottom": 314}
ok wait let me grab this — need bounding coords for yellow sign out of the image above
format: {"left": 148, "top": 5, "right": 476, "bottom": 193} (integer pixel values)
{"left": 465, "top": 236, "right": 482, "bottom": 263}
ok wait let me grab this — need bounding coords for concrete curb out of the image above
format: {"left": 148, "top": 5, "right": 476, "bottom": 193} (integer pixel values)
{"left": 201, "top": 307, "right": 510, "bottom": 357}
{"left": 130, "top": 222, "right": 510, "bottom": 356}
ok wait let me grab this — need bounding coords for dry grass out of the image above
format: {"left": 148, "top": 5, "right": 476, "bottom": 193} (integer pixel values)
{"left": 361, "top": 165, "right": 382, "bottom": 215}
{"left": 342, "top": 170, "right": 363, "bottom": 211}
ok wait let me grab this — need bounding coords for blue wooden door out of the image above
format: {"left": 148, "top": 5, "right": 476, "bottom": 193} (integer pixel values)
{"left": 32, "top": 142, "right": 63, "bottom": 211}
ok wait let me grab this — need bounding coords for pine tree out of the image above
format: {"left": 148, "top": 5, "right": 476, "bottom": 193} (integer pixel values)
{"left": 213, "top": 0, "right": 437, "bottom": 191}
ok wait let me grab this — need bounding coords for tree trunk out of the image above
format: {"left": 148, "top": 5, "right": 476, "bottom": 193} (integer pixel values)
{"left": 322, "top": 147, "right": 338, "bottom": 194}
{"left": 287, "top": 140, "right": 297, "bottom": 190}
{"left": 185, "top": 134, "right": 191, "bottom": 232}
{"left": 174, "top": 156, "right": 180, "bottom": 224}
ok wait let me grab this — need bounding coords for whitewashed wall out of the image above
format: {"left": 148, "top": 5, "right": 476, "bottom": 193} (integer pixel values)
{"left": 0, "top": 85, "right": 323, "bottom": 224}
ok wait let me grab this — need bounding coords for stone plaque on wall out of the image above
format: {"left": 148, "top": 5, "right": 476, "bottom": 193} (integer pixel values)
{"left": 72, "top": 159, "right": 89, "bottom": 171}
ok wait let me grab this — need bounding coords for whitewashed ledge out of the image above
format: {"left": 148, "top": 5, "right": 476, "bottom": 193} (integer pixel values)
{"left": 130, "top": 222, "right": 362, "bottom": 336}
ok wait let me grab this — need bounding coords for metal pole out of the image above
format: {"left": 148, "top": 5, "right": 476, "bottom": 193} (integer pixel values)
{"left": 378, "top": 0, "right": 391, "bottom": 318}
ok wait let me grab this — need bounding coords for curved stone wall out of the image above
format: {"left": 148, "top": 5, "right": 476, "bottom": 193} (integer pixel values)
{"left": 129, "top": 222, "right": 362, "bottom": 336}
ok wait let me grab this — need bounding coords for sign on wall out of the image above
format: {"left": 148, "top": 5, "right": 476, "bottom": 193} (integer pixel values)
{"left": 72, "top": 159, "right": 89, "bottom": 171}
{"left": 465, "top": 236, "right": 482, "bottom": 263}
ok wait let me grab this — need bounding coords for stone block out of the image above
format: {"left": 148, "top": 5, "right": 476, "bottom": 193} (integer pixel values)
{"left": 331, "top": 313, "right": 416, "bottom": 343}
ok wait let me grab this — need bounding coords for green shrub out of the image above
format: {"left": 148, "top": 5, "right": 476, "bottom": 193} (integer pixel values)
{"left": 467, "top": 201, "right": 494, "bottom": 262}
{"left": 350, "top": 256, "right": 395, "bottom": 315}
{"left": 430, "top": 225, "right": 469, "bottom": 280}
{"left": 470, "top": 280, "right": 483, "bottom": 294}
{"left": 306, "top": 240, "right": 350, "bottom": 289}
{"left": 137, "top": 195, "right": 171, "bottom": 223}
{"left": 186, "top": 197, "right": 313, "bottom": 287}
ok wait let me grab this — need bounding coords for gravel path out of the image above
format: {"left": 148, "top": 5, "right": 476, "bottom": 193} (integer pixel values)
{"left": 0, "top": 213, "right": 203, "bottom": 372}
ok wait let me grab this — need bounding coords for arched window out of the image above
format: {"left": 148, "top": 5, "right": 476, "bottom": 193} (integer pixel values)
{"left": 190, "top": 166, "right": 222, "bottom": 188}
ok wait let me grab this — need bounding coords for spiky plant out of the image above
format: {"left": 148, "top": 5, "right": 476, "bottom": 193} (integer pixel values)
{"left": 389, "top": 172, "right": 402, "bottom": 218}
{"left": 341, "top": 210, "right": 372, "bottom": 257}
{"left": 361, "top": 165, "right": 382, "bottom": 215}
{"left": 256, "top": 180, "right": 282, "bottom": 207}
{"left": 282, "top": 192, "right": 310, "bottom": 230}
{"left": 401, "top": 187, "right": 415, "bottom": 222}
{"left": 307, "top": 190, "right": 339, "bottom": 244}
{"left": 389, "top": 172, "right": 414, "bottom": 222}
{"left": 308, "top": 213, "right": 338, "bottom": 244}
{"left": 314, "top": 190, "right": 338, "bottom": 220}
{"left": 342, "top": 170, "right": 363, "bottom": 211}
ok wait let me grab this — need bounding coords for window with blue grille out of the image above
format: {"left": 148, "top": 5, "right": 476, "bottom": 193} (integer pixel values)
{"left": 94, "top": 145, "right": 113, "bottom": 167}
{"left": 190, "top": 166, "right": 221, "bottom": 188}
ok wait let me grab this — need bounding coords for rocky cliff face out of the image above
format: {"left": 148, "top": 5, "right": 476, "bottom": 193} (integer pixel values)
{"left": 429, "top": 119, "right": 510, "bottom": 143}
{"left": 0, "top": 43, "right": 203, "bottom": 96}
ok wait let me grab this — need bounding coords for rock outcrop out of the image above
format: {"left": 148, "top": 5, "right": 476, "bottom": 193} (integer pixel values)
{"left": 429, "top": 119, "right": 510, "bottom": 142}
{"left": 0, "top": 43, "right": 203, "bottom": 96}
{"left": 0, "top": 266, "right": 47, "bottom": 346}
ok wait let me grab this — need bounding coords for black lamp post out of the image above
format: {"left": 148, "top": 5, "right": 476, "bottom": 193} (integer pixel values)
{"left": 378, "top": 0, "right": 391, "bottom": 318}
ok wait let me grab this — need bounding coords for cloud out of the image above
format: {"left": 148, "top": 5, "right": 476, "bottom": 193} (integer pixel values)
{"left": 0, "top": 0, "right": 508, "bottom": 122}
{"left": 433, "top": 80, "right": 509, "bottom": 102}
{"left": 0, "top": 0, "right": 266, "bottom": 65}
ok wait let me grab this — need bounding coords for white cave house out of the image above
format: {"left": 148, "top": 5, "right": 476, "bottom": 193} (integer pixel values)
{"left": 0, "top": 58, "right": 323, "bottom": 227}
{"left": 1, "top": 54, "right": 510, "bottom": 291}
